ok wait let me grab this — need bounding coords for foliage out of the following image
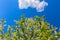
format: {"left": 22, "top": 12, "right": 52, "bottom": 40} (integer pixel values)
{"left": 0, "top": 16, "right": 60, "bottom": 40}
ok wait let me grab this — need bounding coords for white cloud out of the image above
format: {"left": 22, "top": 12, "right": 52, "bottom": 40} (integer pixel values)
{"left": 18, "top": 0, "right": 48, "bottom": 12}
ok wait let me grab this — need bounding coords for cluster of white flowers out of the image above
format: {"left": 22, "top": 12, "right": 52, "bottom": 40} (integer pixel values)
{"left": 18, "top": 0, "right": 48, "bottom": 12}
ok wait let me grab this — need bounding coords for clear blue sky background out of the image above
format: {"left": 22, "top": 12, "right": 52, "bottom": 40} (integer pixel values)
{"left": 0, "top": 0, "right": 60, "bottom": 31}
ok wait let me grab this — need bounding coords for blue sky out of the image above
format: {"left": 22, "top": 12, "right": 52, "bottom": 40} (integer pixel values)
{"left": 0, "top": 0, "right": 60, "bottom": 29}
